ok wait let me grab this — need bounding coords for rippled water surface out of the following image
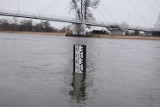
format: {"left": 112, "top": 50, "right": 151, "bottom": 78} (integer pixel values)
{"left": 0, "top": 33, "right": 160, "bottom": 107}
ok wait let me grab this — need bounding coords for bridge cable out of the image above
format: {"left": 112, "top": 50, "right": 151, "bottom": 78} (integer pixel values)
{"left": 36, "top": 0, "right": 57, "bottom": 14}
{"left": 39, "top": 0, "right": 62, "bottom": 16}
{"left": 97, "top": 9, "right": 108, "bottom": 23}
{"left": 145, "top": 0, "right": 159, "bottom": 28}
{"left": 35, "top": 0, "right": 53, "bottom": 13}
{"left": 145, "top": 0, "right": 158, "bottom": 15}
{"left": 36, "top": 0, "right": 60, "bottom": 15}
{"left": 154, "top": 0, "right": 160, "bottom": 6}
{"left": 18, "top": 0, "right": 19, "bottom": 14}
{"left": 119, "top": 0, "right": 138, "bottom": 24}
{"left": 37, "top": 0, "right": 60, "bottom": 15}
{"left": 100, "top": 3, "right": 116, "bottom": 21}
{"left": 128, "top": 0, "right": 150, "bottom": 26}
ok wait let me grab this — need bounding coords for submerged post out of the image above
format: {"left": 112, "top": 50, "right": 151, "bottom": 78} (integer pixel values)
{"left": 73, "top": 45, "right": 86, "bottom": 74}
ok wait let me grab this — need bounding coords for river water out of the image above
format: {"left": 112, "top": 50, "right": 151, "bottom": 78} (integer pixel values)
{"left": 0, "top": 33, "right": 160, "bottom": 107}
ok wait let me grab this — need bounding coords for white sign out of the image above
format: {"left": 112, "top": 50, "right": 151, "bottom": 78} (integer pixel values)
{"left": 74, "top": 45, "right": 86, "bottom": 73}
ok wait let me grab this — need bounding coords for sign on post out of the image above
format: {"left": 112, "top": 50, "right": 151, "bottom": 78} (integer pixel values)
{"left": 73, "top": 45, "right": 86, "bottom": 74}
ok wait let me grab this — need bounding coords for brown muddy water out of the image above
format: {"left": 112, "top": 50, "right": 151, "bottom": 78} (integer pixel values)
{"left": 0, "top": 33, "right": 160, "bottom": 107}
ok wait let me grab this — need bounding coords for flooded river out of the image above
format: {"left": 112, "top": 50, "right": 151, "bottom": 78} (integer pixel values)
{"left": 0, "top": 33, "right": 160, "bottom": 107}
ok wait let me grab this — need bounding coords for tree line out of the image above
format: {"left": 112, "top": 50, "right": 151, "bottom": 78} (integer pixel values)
{"left": 0, "top": 18, "right": 65, "bottom": 32}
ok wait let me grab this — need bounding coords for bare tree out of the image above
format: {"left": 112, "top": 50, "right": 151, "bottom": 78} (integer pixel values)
{"left": 33, "top": 21, "right": 53, "bottom": 32}
{"left": 44, "top": 21, "right": 52, "bottom": 32}
{"left": 0, "top": 19, "right": 11, "bottom": 31}
{"left": 70, "top": 0, "right": 100, "bottom": 23}
{"left": 19, "top": 19, "right": 33, "bottom": 31}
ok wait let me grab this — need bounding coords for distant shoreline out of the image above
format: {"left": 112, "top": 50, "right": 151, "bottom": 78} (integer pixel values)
{"left": 0, "top": 31, "right": 65, "bottom": 36}
{"left": 75, "top": 34, "right": 160, "bottom": 40}
{"left": 0, "top": 31, "right": 160, "bottom": 40}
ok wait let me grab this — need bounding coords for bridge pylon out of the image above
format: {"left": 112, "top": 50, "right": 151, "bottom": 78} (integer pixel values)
{"left": 72, "top": 23, "right": 86, "bottom": 35}
{"left": 72, "top": 6, "right": 86, "bottom": 35}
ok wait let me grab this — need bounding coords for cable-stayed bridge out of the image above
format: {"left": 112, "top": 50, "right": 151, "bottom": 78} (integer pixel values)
{"left": 0, "top": 11, "right": 114, "bottom": 28}
{"left": 1, "top": 0, "right": 160, "bottom": 35}
{"left": 0, "top": 11, "right": 153, "bottom": 33}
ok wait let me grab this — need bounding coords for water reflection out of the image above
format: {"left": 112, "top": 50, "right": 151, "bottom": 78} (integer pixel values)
{"left": 69, "top": 72, "right": 87, "bottom": 103}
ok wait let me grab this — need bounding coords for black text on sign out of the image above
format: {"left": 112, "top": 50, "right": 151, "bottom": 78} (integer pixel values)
{"left": 73, "top": 45, "right": 86, "bottom": 74}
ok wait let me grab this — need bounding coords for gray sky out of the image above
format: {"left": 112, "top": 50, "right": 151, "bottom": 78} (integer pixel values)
{"left": 0, "top": 0, "right": 160, "bottom": 28}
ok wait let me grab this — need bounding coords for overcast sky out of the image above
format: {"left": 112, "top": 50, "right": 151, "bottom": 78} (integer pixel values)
{"left": 0, "top": 0, "right": 160, "bottom": 28}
